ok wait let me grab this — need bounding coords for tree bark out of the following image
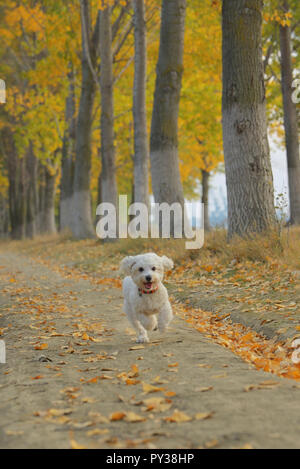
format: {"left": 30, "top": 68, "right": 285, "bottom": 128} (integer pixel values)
{"left": 2, "top": 127, "right": 27, "bottom": 239}
{"left": 99, "top": 5, "right": 118, "bottom": 209}
{"left": 222, "top": 0, "right": 275, "bottom": 238}
{"left": 150, "top": 0, "right": 186, "bottom": 234}
{"left": 44, "top": 165, "right": 57, "bottom": 235}
{"left": 26, "top": 142, "right": 38, "bottom": 238}
{"left": 0, "top": 194, "right": 9, "bottom": 237}
{"left": 71, "top": 0, "right": 97, "bottom": 239}
{"left": 201, "top": 169, "right": 210, "bottom": 232}
{"left": 37, "top": 162, "right": 46, "bottom": 233}
{"left": 133, "top": 0, "right": 149, "bottom": 207}
{"left": 60, "top": 67, "right": 76, "bottom": 231}
{"left": 279, "top": 0, "right": 300, "bottom": 224}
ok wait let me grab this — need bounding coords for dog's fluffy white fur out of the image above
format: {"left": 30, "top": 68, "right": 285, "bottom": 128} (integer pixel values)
{"left": 119, "top": 252, "right": 174, "bottom": 343}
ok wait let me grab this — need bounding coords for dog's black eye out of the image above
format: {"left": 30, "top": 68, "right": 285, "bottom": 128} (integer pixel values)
{"left": 139, "top": 267, "right": 144, "bottom": 272}
{"left": 152, "top": 267, "right": 156, "bottom": 271}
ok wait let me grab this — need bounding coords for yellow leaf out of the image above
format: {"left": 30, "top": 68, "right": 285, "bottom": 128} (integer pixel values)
{"left": 142, "top": 382, "right": 165, "bottom": 394}
{"left": 124, "top": 411, "right": 146, "bottom": 423}
{"left": 164, "top": 409, "right": 192, "bottom": 423}
{"left": 195, "top": 412, "right": 213, "bottom": 420}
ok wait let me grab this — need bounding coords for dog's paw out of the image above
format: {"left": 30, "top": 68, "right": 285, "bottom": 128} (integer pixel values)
{"left": 136, "top": 336, "right": 149, "bottom": 344}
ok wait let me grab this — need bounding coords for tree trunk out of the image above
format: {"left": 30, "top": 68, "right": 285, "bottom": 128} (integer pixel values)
{"left": 37, "top": 162, "right": 46, "bottom": 233}
{"left": 71, "top": 0, "right": 97, "bottom": 239}
{"left": 44, "top": 166, "right": 57, "bottom": 234}
{"left": 0, "top": 194, "right": 9, "bottom": 237}
{"left": 26, "top": 143, "right": 38, "bottom": 238}
{"left": 133, "top": 0, "right": 149, "bottom": 207}
{"left": 222, "top": 0, "right": 275, "bottom": 238}
{"left": 201, "top": 169, "right": 210, "bottom": 232}
{"left": 2, "top": 127, "right": 27, "bottom": 239}
{"left": 150, "top": 0, "right": 186, "bottom": 235}
{"left": 99, "top": 5, "right": 118, "bottom": 209}
{"left": 279, "top": 0, "right": 300, "bottom": 224}
{"left": 60, "top": 68, "right": 76, "bottom": 231}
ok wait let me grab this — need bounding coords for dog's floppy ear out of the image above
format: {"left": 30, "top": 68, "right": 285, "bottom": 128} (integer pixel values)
{"left": 161, "top": 255, "right": 174, "bottom": 271}
{"left": 119, "top": 256, "right": 136, "bottom": 276}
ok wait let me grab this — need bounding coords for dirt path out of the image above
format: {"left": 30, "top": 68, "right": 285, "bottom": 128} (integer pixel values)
{"left": 0, "top": 250, "right": 299, "bottom": 449}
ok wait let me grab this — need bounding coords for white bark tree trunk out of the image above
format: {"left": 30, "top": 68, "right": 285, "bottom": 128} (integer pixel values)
{"left": 279, "top": 0, "right": 300, "bottom": 224}
{"left": 133, "top": 0, "right": 149, "bottom": 207}
{"left": 99, "top": 6, "right": 118, "bottom": 209}
{"left": 150, "top": 0, "right": 186, "bottom": 235}
{"left": 43, "top": 166, "right": 57, "bottom": 235}
{"left": 71, "top": 0, "right": 97, "bottom": 239}
{"left": 222, "top": 0, "right": 275, "bottom": 238}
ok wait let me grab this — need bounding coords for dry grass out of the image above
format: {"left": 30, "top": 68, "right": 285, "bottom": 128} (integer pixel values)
{"left": 2, "top": 226, "right": 300, "bottom": 274}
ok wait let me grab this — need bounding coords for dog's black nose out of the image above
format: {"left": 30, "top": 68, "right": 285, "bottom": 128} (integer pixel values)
{"left": 145, "top": 275, "right": 152, "bottom": 282}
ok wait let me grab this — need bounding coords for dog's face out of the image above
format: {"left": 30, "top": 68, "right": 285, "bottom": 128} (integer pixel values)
{"left": 120, "top": 253, "right": 173, "bottom": 291}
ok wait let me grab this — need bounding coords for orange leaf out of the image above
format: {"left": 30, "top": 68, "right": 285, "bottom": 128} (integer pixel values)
{"left": 110, "top": 412, "right": 126, "bottom": 421}
{"left": 34, "top": 343, "right": 48, "bottom": 350}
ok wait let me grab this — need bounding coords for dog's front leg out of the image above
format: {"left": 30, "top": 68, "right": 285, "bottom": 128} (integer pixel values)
{"left": 158, "top": 302, "right": 173, "bottom": 333}
{"left": 129, "top": 317, "right": 150, "bottom": 343}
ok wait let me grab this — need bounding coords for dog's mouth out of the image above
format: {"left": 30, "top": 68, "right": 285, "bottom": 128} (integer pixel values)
{"left": 143, "top": 282, "right": 153, "bottom": 290}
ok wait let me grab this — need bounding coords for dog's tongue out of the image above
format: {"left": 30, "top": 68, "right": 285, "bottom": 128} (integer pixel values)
{"left": 144, "top": 282, "right": 152, "bottom": 290}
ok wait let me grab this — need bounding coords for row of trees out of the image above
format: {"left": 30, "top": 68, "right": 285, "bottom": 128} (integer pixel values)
{"left": 0, "top": 0, "right": 299, "bottom": 241}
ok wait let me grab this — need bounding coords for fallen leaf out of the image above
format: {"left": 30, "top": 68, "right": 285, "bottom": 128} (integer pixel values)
{"left": 195, "top": 412, "right": 214, "bottom": 420}
{"left": 196, "top": 386, "right": 213, "bottom": 393}
{"left": 164, "top": 409, "right": 192, "bottom": 423}
{"left": 125, "top": 411, "right": 146, "bottom": 423}
{"left": 81, "top": 397, "right": 95, "bottom": 404}
{"left": 87, "top": 429, "right": 109, "bottom": 436}
{"left": 164, "top": 391, "right": 176, "bottom": 397}
{"left": 5, "top": 430, "right": 24, "bottom": 436}
{"left": 129, "top": 345, "right": 145, "bottom": 351}
{"left": 34, "top": 343, "right": 48, "bottom": 350}
{"left": 204, "top": 439, "right": 219, "bottom": 449}
{"left": 142, "top": 382, "right": 165, "bottom": 394}
{"left": 70, "top": 435, "right": 87, "bottom": 449}
{"left": 72, "top": 421, "right": 94, "bottom": 429}
{"left": 109, "top": 412, "right": 126, "bottom": 421}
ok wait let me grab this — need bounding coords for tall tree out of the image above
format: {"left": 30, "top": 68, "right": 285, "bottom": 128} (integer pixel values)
{"left": 60, "top": 68, "right": 76, "bottom": 231}
{"left": 279, "top": 0, "right": 300, "bottom": 224}
{"left": 71, "top": 0, "right": 99, "bottom": 238}
{"left": 25, "top": 142, "right": 38, "bottom": 238}
{"left": 201, "top": 169, "right": 210, "bottom": 232}
{"left": 2, "top": 127, "right": 27, "bottom": 239}
{"left": 99, "top": 4, "right": 118, "bottom": 209}
{"left": 44, "top": 164, "right": 57, "bottom": 235}
{"left": 150, "top": 0, "right": 186, "bottom": 233}
{"left": 132, "top": 0, "right": 149, "bottom": 207}
{"left": 222, "top": 0, "right": 275, "bottom": 238}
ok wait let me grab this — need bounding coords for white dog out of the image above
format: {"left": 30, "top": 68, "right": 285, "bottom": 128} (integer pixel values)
{"left": 119, "top": 253, "right": 174, "bottom": 343}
